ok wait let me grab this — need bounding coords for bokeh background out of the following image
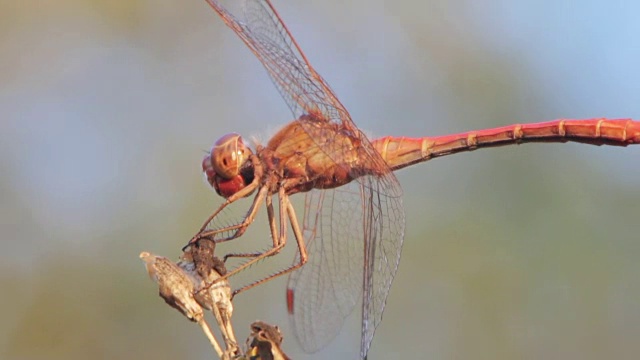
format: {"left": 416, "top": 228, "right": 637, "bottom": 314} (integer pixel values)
{"left": 1, "top": 0, "right": 639, "bottom": 359}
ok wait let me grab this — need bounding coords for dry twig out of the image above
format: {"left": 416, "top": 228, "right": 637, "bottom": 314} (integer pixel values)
{"left": 140, "top": 239, "right": 290, "bottom": 359}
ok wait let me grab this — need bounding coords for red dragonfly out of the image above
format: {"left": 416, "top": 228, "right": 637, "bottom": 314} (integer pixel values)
{"left": 189, "top": 0, "right": 640, "bottom": 358}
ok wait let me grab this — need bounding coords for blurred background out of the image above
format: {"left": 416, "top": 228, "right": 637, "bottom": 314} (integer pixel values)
{"left": 1, "top": 0, "right": 639, "bottom": 359}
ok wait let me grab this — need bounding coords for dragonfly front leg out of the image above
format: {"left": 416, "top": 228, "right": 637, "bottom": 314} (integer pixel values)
{"left": 186, "top": 178, "right": 263, "bottom": 249}
{"left": 223, "top": 192, "right": 282, "bottom": 261}
{"left": 199, "top": 186, "right": 268, "bottom": 244}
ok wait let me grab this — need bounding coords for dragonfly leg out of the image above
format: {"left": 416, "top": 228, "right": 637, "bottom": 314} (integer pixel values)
{"left": 230, "top": 190, "right": 308, "bottom": 298}
{"left": 198, "top": 186, "right": 268, "bottom": 243}
{"left": 197, "top": 187, "right": 290, "bottom": 294}
{"left": 223, "top": 192, "right": 281, "bottom": 261}
{"left": 185, "top": 180, "right": 264, "bottom": 250}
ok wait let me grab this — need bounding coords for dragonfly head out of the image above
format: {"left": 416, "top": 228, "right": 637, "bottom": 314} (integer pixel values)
{"left": 203, "top": 133, "right": 255, "bottom": 198}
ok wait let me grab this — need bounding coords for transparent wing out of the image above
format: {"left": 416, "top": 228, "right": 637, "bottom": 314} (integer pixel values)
{"left": 205, "top": 0, "right": 350, "bottom": 125}
{"left": 358, "top": 174, "right": 404, "bottom": 358}
{"left": 286, "top": 185, "right": 363, "bottom": 352}
{"left": 286, "top": 173, "right": 404, "bottom": 357}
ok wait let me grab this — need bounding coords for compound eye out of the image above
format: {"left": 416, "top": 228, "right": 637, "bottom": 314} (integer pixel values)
{"left": 210, "top": 133, "right": 250, "bottom": 179}
{"left": 202, "top": 154, "right": 216, "bottom": 187}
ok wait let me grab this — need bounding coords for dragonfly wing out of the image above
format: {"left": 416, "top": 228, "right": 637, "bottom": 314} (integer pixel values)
{"left": 286, "top": 173, "right": 404, "bottom": 358}
{"left": 358, "top": 173, "right": 404, "bottom": 358}
{"left": 286, "top": 184, "right": 364, "bottom": 352}
{"left": 204, "top": 0, "right": 350, "bottom": 124}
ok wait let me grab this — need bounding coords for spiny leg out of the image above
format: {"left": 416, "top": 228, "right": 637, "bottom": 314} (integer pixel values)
{"left": 199, "top": 186, "right": 268, "bottom": 243}
{"left": 199, "top": 172, "right": 260, "bottom": 233}
{"left": 185, "top": 181, "right": 264, "bottom": 251}
{"left": 231, "top": 190, "right": 309, "bottom": 298}
{"left": 224, "top": 192, "right": 280, "bottom": 261}
{"left": 197, "top": 187, "right": 289, "bottom": 294}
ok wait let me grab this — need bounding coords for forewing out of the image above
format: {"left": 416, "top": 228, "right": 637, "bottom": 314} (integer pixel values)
{"left": 204, "top": 0, "right": 350, "bottom": 124}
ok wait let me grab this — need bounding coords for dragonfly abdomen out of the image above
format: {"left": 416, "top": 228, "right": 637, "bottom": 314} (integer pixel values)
{"left": 373, "top": 118, "right": 640, "bottom": 171}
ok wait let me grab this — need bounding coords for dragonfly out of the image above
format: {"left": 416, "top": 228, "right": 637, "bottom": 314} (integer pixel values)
{"left": 187, "top": 0, "right": 640, "bottom": 358}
